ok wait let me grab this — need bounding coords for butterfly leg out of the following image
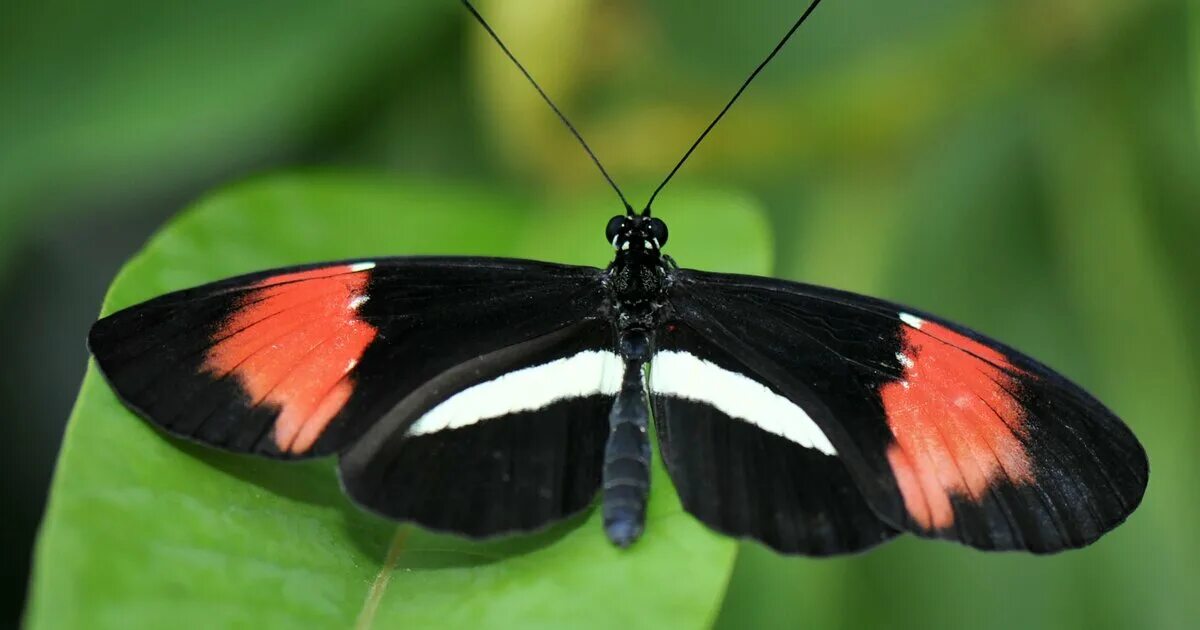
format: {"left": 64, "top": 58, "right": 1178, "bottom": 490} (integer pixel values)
{"left": 603, "top": 331, "right": 652, "bottom": 547}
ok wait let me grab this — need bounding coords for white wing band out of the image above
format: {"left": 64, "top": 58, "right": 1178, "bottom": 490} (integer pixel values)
{"left": 650, "top": 350, "right": 837, "bottom": 455}
{"left": 405, "top": 350, "right": 623, "bottom": 436}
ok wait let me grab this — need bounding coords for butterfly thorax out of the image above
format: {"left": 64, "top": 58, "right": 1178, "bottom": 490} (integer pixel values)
{"left": 607, "top": 256, "right": 667, "bottom": 326}
{"left": 605, "top": 214, "right": 672, "bottom": 333}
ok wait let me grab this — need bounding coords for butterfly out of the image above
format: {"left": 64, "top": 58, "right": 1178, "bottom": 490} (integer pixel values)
{"left": 87, "top": 0, "right": 1147, "bottom": 556}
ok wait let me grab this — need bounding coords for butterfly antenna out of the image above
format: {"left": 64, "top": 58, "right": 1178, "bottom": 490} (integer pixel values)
{"left": 641, "top": 0, "right": 825, "bottom": 217}
{"left": 461, "top": 0, "right": 635, "bottom": 216}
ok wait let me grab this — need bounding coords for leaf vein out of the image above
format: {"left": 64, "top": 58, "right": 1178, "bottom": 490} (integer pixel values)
{"left": 355, "top": 527, "right": 409, "bottom": 630}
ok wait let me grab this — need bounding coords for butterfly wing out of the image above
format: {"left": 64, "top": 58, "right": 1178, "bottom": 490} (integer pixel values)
{"left": 91, "top": 256, "right": 621, "bottom": 536}
{"left": 651, "top": 323, "right": 898, "bottom": 555}
{"left": 337, "top": 319, "right": 622, "bottom": 536}
{"left": 659, "top": 268, "right": 1148, "bottom": 553}
{"left": 89, "top": 256, "right": 610, "bottom": 458}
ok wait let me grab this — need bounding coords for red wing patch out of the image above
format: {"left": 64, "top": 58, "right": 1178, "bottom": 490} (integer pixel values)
{"left": 879, "top": 313, "right": 1035, "bottom": 530}
{"left": 204, "top": 264, "right": 377, "bottom": 454}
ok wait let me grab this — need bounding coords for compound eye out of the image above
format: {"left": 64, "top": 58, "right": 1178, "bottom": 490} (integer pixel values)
{"left": 647, "top": 217, "right": 669, "bottom": 246}
{"left": 605, "top": 215, "right": 626, "bottom": 246}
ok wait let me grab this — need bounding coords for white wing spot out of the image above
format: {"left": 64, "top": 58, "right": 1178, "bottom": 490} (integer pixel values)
{"left": 896, "top": 352, "right": 914, "bottom": 369}
{"left": 349, "top": 262, "right": 376, "bottom": 272}
{"left": 899, "top": 312, "right": 925, "bottom": 329}
{"left": 348, "top": 295, "right": 370, "bottom": 310}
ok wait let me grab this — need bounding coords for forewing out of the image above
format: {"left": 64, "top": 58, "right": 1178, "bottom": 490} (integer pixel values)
{"left": 666, "top": 268, "right": 1148, "bottom": 553}
{"left": 89, "top": 256, "right": 609, "bottom": 459}
{"left": 650, "top": 324, "right": 898, "bottom": 555}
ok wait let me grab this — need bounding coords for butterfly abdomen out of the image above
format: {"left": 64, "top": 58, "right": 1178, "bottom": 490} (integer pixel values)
{"left": 602, "top": 331, "right": 654, "bottom": 547}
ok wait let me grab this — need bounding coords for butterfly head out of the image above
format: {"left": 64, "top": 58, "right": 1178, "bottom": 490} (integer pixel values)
{"left": 606, "top": 214, "right": 669, "bottom": 260}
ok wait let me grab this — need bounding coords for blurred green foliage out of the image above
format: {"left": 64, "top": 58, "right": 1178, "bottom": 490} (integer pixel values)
{"left": 6, "top": 0, "right": 1199, "bottom": 627}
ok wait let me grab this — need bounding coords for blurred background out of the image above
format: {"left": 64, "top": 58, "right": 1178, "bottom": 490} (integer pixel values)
{"left": 3, "top": 0, "right": 1198, "bottom": 627}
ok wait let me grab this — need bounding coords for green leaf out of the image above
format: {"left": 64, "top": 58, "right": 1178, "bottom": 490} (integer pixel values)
{"left": 27, "top": 173, "right": 771, "bottom": 629}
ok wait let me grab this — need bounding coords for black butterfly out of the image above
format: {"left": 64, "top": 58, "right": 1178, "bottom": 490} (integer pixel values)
{"left": 87, "top": 0, "right": 1147, "bottom": 556}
